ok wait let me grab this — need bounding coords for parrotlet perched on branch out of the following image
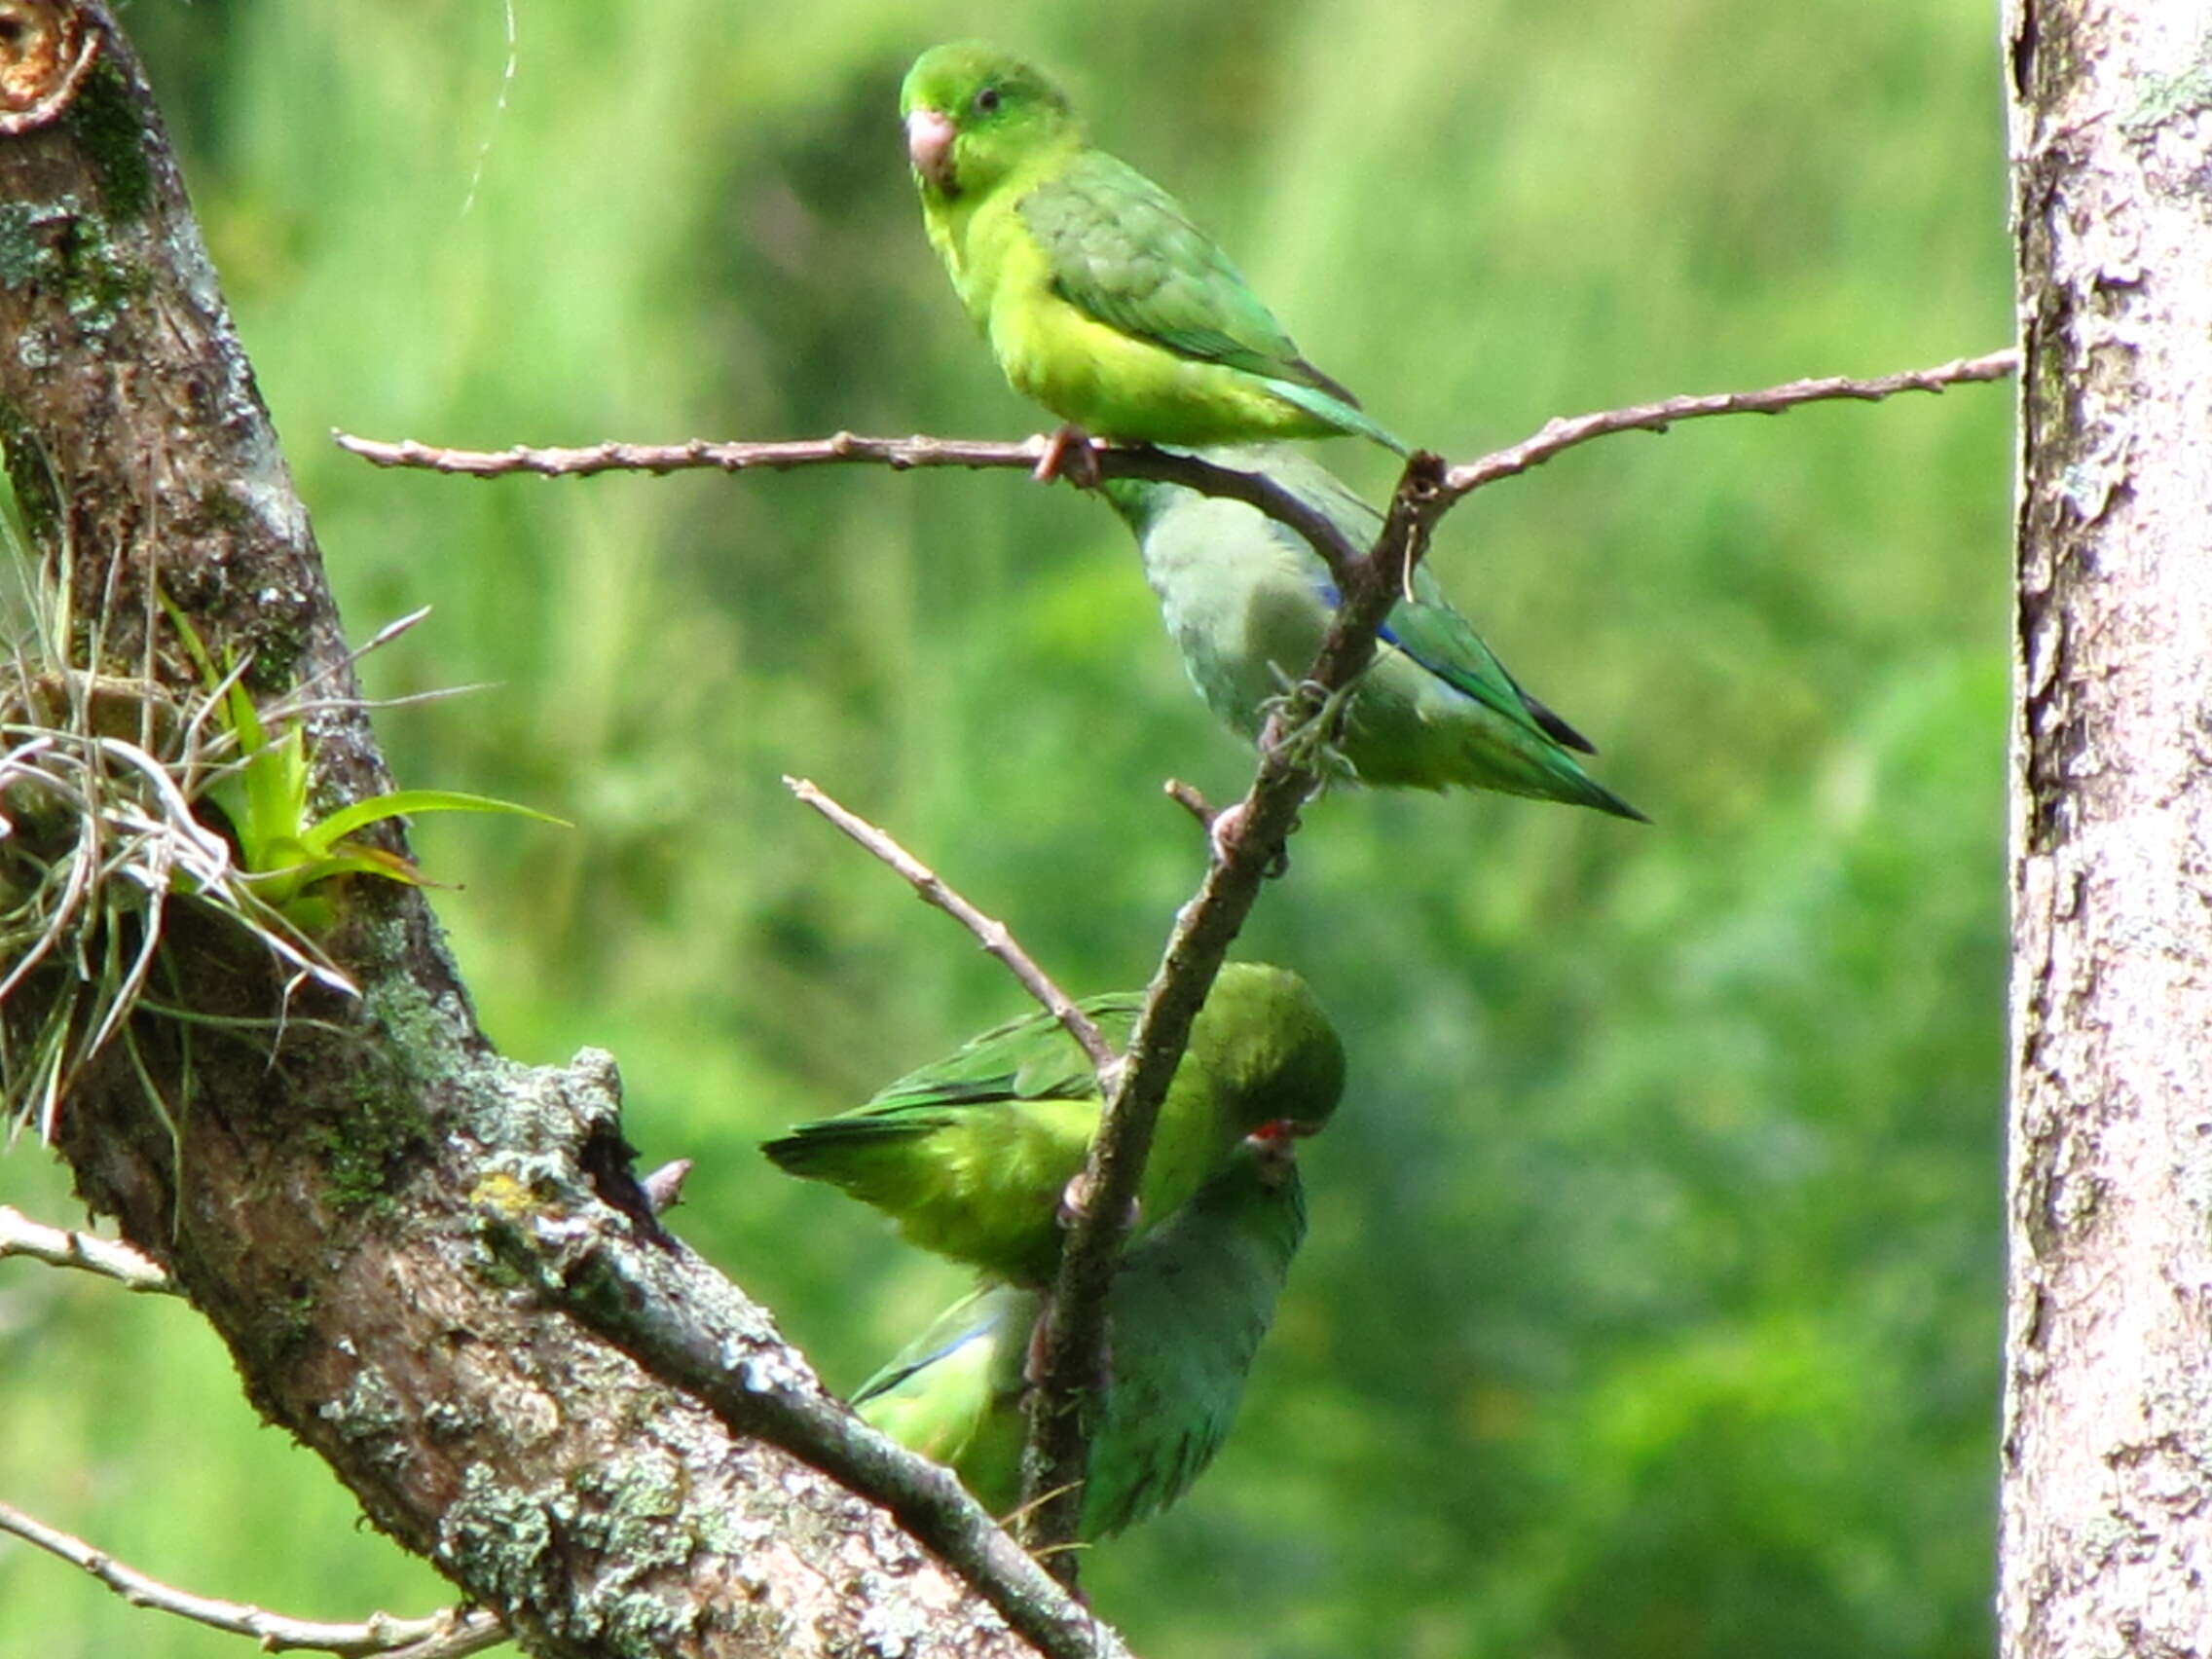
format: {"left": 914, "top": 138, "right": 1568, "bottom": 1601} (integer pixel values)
{"left": 852, "top": 1125, "right": 1311, "bottom": 1539}
{"left": 761, "top": 962, "right": 1344, "bottom": 1284}
{"left": 899, "top": 42, "right": 1405, "bottom": 459}
{"left": 1103, "top": 446, "right": 1646, "bottom": 821}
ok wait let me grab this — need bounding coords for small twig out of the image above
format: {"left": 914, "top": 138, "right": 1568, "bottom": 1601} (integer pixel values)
{"left": 0, "top": 1205, "right": 175, "bottom": 1294}
{"left": 0, "top": 1500, "right": 505, "bottom": 1658}
{"left": 641, "top": 1158, "right": 693, "bottom": 1214}
{"left": 1442, "top": 349, "right": 2019, "bottom": 498}
{"left": 783, "top": 775, "right": 1120, "bottom": 1082}
{"left": 331, "top": 428, "right": 999, "bottom": 480}
{"left": 1161, "top": 778, "right": 1216, "bottom": 830}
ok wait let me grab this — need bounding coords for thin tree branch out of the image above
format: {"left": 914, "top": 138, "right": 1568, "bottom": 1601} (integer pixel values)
{"left": 0, "top": 1205, "right": 175, "bottom": 1294}
{"left": 0, "top": 1501, "right": 506, "bottom": 1658}
{"left": 488, "top": 1195, "right": 1131, "bottom": 1659}
{"left": 1010, "top": 357, "right": 2024, "bottom": 1567}
{"left": 784, "top": 775, "right": 1120, "bottom": 1081}
{"left": 330, "top": 427, "right": 1032, "bottom": 480}
{"left": 332, "top": 431, "right": 1368, "bottom": 589}
{"left": 1442, "top": 349, "right": 2019, "bottom": 498}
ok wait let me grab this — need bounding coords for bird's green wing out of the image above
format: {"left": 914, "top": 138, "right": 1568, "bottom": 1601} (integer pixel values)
{"left": 862, "top": 990, "right": 1144, "bottom": 1114}
{"left": 1019, "top": 152, "right": 1353, "bottom": 401}
{"left": 851, "top": 1285, "right": 1027, "bottom": 1479}
{"left": 758, "top": 993, "right": 1143, "bottom": 1185}
{"left": 760, "top": 992, "right": 1147, "bottom": 1279}
{"left": 851, "top": 1287, "right": 1007, "bottom": 1413}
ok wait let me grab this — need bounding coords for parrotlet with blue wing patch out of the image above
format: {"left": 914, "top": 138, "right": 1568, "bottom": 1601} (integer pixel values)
{"left": 1103, "top": 445, "right": 1645, "bottom": 820}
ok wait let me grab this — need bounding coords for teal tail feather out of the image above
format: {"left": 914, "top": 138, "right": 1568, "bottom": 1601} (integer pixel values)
{"left": 1265, "top": 375, "right": 1410, "bottom": 456}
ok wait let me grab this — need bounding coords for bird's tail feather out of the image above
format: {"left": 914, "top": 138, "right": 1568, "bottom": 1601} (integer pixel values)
{"left": 1264, "top": 377, "right": 1410, "bottom": 456}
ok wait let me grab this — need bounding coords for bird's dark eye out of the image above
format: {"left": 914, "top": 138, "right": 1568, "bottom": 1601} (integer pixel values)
{"left": 974, "top": 85, "right": 1002, "bottom": 115}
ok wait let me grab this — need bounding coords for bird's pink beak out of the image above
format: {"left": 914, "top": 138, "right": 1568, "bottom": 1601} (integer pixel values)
{"left": 906, "top": 106, "right": 956, "bottom": 188}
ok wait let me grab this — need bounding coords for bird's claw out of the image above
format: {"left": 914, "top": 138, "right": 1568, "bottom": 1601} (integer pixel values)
{"left": 1058, "top": 1169, "right": 1141, "bottom": 1233}
{"left": 1024, "top": 1305, "right": 1055, "bottom": 1387}
{"left": 1033, "top": 424, "right": 1100, "bottom": 487}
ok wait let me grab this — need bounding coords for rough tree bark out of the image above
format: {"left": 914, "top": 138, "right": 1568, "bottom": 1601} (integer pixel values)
{"left": 0, "top": 8, "right": 1104, "bottom": 1655}
{"left": 2003, "top": 1, "right": 2212, "bottom": 1653}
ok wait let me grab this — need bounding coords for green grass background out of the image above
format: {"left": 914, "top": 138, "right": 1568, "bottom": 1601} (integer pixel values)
{"left": 0, "top": 1, "right": 2009, "bottom": 1653}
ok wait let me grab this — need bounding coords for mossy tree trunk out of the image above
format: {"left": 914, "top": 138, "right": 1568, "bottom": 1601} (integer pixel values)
{"left": 0, "top": 8, "right": 1069, "bottom": 1655}
{"left": 2002, "top": 1, "right": 2212, "bottom": 1652}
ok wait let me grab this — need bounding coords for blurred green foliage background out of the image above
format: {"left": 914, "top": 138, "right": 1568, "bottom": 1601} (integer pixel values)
{"left": 0, "top": 1, "right": 2009, "bottom": 1654}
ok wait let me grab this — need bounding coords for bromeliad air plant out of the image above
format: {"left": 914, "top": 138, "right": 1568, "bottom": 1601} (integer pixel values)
{"left": 0, "top": 562, "right": 561, "bottom": 1143}
{"left": 167, "top": 600, "right": 565, "bottom": 931}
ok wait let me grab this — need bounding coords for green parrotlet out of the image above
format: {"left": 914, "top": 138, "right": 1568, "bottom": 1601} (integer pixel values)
{"left": 852, "top": 1124, "right": 1311, "bottom": 1539}
{"left": 1103, "top": 445, "right": 1645, "bottom": 821}
{"left": 761, "top": 962, "right": 1344, "bottom": 1284}
{"left": 899, "top": 42, "right": 1405, "bottom": 458}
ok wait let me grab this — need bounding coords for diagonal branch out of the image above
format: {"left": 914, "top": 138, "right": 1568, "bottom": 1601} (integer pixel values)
{"left": 1010, "top": 355, "right": 2022, "bottom": 1567}
{"left": 0, "top": 8, "right": 1097, "bottom": 1654}
{"left": 1012, "top": 452, "right": 1456, "bottom": 1576}
{"left": 0, "top": 1500, "right": 506, "bottom": 1659}
{"left": 783, "top": 775, "right": 1119, "bottom": 1079}
{"left": 487, "top": 1189, "right": 1131, "bottom": 1659}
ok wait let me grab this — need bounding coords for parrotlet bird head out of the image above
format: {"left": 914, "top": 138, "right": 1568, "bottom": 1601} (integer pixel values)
{"left": 1190, "top": 962, "right": 1347, "bottom": 1141}
{"left": 900, "top": 42, "right": 1081, "bottom": 202}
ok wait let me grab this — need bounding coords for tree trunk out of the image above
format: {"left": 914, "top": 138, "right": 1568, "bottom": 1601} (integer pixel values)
{"left": 2003, "top": 1, "right": 2212, "bottom": 1652}
{"left": 0, "top": 8, "right": 1086, "bottom": 1655}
